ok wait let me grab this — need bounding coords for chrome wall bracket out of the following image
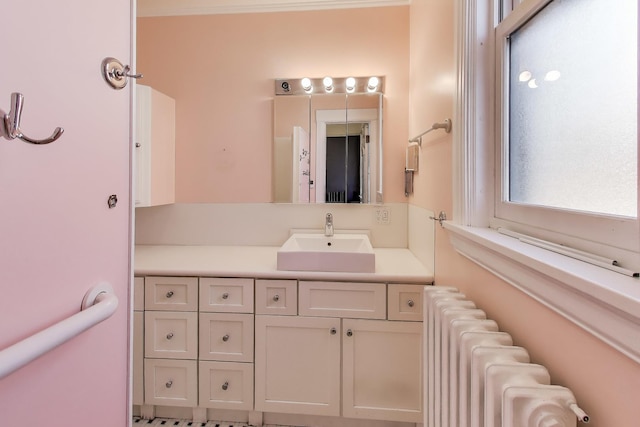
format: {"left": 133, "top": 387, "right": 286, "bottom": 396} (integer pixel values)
{"left": 429, "top": 211, "right": 447, "bottom": 227}
{"left": 102, "top": 57, "right": 143, "bottom": 90}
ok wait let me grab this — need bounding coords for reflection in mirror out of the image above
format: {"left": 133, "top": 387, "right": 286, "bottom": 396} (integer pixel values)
{"left": 273, "top": 95, "right": 311, "bottom": 203}
{"left": 273, "top": 77, "right": 383, "bottom": 204}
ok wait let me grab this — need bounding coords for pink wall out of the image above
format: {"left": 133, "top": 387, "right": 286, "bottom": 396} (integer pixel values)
{"left": 409, "top": 1, "right": 640, "bottom": 425}
{"left": 137, "top": 7, "right": 409, "bottom": 203}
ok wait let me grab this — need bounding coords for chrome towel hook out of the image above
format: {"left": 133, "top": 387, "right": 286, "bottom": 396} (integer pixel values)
{"left": 102, "top": 57, "right": 143, "bottom": 90}
{"left": 1, "top": 93, "right": 64, "bottom": 144}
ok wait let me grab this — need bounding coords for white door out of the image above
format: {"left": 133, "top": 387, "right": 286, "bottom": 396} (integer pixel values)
{"left": 0, "top": 0, "right": 132, "bottom": 425}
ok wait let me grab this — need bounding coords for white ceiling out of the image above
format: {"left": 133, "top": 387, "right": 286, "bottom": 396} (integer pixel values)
{"left": 137, "top": 0, "right": 410, "bottom": 17}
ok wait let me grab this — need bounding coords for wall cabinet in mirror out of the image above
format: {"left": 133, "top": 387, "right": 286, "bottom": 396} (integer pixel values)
{"left": 273, "top": 77, "right": 383, "bottom": 205}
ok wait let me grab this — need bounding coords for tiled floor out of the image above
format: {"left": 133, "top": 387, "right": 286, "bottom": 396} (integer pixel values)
{"left": 132, "top": 418, "right": 291, "bottom": 427}
{"left": 133, "top": 418, "right": 250, "bottom": 427}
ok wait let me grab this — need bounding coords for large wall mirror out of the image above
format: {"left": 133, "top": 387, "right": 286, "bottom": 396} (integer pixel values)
{"left": 273, "top": 77, "right": 383, "bottom": 204}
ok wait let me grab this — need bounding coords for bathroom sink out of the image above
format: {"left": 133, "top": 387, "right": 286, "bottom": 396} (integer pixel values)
{"left": 277, "top": 233, "right": 375, "bottom": 273}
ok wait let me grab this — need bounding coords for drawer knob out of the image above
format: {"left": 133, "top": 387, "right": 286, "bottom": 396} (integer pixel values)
{"left": 166, "top": 291, "right": 174, "bottom": 298}
{"left": 222, "top": 381, "right": 229, "bottom": 391}
{"left": 165, "top": 380, "right": 173, "bottom": 388}
{"left": 346, "top": 329, "right": 353, "bottom": 337}
{"left": 222, "top": 334, "right": 230, "bottom": 342}
{"left": 221, "top": 292, "right": 229, "bottom": 300}
{"left": 330, "top": 327, "right": 337, "bottom": 335}
{"left": 407, "top": 299, "right": 415, "bottom": 307}
{"left": 273, "top": 294, "right": 280, "bottom": 302}
{"left": 166, "top": 332, "right": 174, "bottom": 340}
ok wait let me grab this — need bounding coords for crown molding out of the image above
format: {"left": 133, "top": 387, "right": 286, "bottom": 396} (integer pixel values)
{"left": 137, "top": 0, "right": 410, "bottom": 17}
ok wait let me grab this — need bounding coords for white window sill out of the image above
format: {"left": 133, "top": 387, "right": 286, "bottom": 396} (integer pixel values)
{"left": 443, "top": 222, "right": 640, "bottom": 363}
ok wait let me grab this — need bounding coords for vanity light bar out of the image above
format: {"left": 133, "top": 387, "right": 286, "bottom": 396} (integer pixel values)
{"left": 275, "top": 76, "right": 384, "bottom": 95}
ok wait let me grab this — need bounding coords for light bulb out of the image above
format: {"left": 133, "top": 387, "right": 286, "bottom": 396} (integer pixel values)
{"left": 323, "top": 76, "right": 334, "bottom": 92}
{"left": 346, "top": 77, "right": 356, "bottom": 93}
{"left": 528, "top": 79, "right": 538, "bottom": 89}
{"left": 367, "top": 76, "right": 380, "bottom": 92}
{"left": 301, "top": 77, "right": 313, "bottom": 93}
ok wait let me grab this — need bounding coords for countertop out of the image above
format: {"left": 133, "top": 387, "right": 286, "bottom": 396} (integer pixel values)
{"left": 135, "top": 245, "right": 433, "bottom": 283}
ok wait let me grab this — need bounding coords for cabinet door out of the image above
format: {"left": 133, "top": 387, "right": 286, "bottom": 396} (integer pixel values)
{"left": 144, "top": 311, "right": 198, "bottom": 359}
{"left": 255, "top": 315, "right": 341, "bottom": 416}
{"left": 199, "top": 313, "right": 254, "bottom": 362}
{"left": 255, "top": 279, "right": 297, "bottom": 315}
{"left": 144, "top": 276, "right": 198, "bottom": 311}
{"left": 144, "top": 359, "right": 197, "bottom": 407}
{"left": 299, "top": 281, "right": 386, "bottom": 319}
{"left": 342, "top": 319, "right": 423, "bottom": 422}
{"left": 388, "top": 284, "right": 424, "bottom": 321}
{"left": 199, "top": 361, "right": 254, "bottom": 410}
{"left": 200, "top": 277, "right": 254, "bottom": 313}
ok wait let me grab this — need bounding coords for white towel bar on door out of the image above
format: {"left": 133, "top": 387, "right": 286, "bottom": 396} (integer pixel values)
{"left": 0, "top": 282, "right": 118, "bottom": 379}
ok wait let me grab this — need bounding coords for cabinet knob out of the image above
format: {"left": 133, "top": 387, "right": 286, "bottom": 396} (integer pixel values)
{"left": 407, "top": 299, "right": 415, "bottom": 307}
{"left": 273, "top": 294, "right": 280, "bottom": 302}
{"left": 222, "top": 292, "right": 229, "bottom": 300}
{"left": 346, "top": 329, "right": 353, "bottom": 337}
{"left": 222, "top": 381, "right": 229, "bottom": 391}
{"left": 222, "top": 334, "right": 230, "bottom": 342}
{"left": 330, "top": 327, "right": 337, "bottom": 335}
{"left": 166, "top": 291, "right": 174, "bottom": 298}
{"left": 166, "top": 332, "right": 174, "bottom": 340}
{"left": 165, "top": 380, "right": 173, "bottom": 388}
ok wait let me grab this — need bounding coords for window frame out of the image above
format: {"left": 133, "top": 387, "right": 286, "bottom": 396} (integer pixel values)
{"left": 448, "top": 0, "right": 640, "bottom": 363}
{"left": 493, "top": 0, "right": 639, "bottom": 259}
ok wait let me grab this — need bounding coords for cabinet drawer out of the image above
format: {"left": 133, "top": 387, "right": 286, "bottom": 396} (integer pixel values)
{"left": 255, "top": 279, "right": 297, "bottom": 315}
{"left": 134, "top": 277, "right": 145, "bottom": 311}
{"left": 145, "top": 311, "right": 198, "bottom": 359}
{"left": 199, "top": 361, "right": 254, "bottom": 410}
{"left": 145, "top": 276, "right": 198, "bottom": 311}
{"left": 144, "top": 359, "right": 197, "bottom": 407}
{"left": 199, "top": 313, "right": 254, "bottom": 362}
{"left": 133, "top": 312, "right": 144, "bottom": 405}
{"left": 200, "top": 278, "right": 254, "bottom": 313}
{"left": 388, "top": 284, "right": 424, "bottom": 321}
{"left": 299, "top": 281, "right": 386, "bottom": 319}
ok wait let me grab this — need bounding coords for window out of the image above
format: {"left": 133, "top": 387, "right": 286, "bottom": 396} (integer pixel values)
{"left": 493, "top": 0, "right": 638, "bottom": 265}
{"left": 448, "top": 0, "right": 640, "bottom": 365}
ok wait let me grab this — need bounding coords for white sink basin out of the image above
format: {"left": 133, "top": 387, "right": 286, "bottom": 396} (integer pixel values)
{"left": 277, "top": 233, "right": 375, "bottom": 273}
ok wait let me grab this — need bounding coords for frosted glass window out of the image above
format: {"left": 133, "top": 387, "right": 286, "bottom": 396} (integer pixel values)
{"left": 508, "top": 0, "right": 637, "bottom": 218}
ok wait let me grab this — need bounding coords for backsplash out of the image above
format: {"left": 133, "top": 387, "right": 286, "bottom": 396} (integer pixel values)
{"left": 135, "top": 202, "right": 434, "bottom": 272}
{"left": 135, "top": 203, "right": 408, "bottom": 247}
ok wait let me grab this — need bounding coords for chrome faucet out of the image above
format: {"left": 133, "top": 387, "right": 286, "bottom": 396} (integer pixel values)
{"left": 325, "top": 213, "right": 334, "bottom": 237}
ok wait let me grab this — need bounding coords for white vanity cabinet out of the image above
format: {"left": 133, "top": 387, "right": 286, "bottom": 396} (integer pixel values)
{"left": 135, "top": 84, "right": 175, "bottom": 208}
{"left": 254, "top": 281, "right": 424, "bottom": 423}
{"left": 134, "top": 274, "right": 426, "bottom": 425}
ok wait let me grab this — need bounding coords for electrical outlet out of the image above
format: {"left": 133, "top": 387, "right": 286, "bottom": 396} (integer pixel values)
{"left": 375, "top": 208, "right": 390, "bottom": 224}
